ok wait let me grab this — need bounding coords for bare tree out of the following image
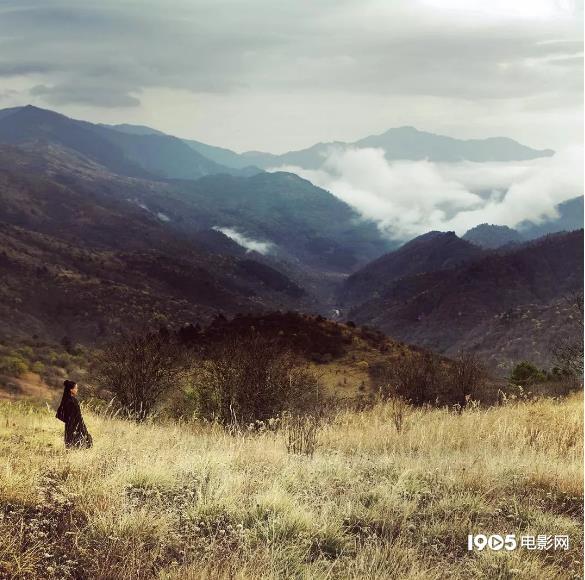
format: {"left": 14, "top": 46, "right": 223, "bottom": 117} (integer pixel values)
{"left": 93, "top": 331, "right": 189, "bottom": 421}
{"left": 447, "top": 351, "right": 487, "bottom": 411}
{"left": 370, "top": 352, "right": 447, "bottom": 405}
{"left": 191, "top": 334, "right": 322, "bottom": 425}
{"left": 370, "top": 350, "right": 487, "bottom": 407}
{"left": 551, "top": 292, "right": 584, "bottom": 379}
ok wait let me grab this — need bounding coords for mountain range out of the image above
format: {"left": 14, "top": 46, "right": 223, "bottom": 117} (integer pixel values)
{"left": 0, "top": 106, "right": 393, "bottom": 271}
{"left": 103, "top": 114, "right": 582, "bottom": 241}
{"left": 0, "top": 143, "right": 328, "bottom": 341}
{"left": 343, "top": 230, "right": 583, "bottom": 369}
{"left": 1, "top": 105, "right": 579, "bottom": 243}
{"left": 0, "top": 104, "right": 582, "bottom": 371}
{"left": 115, "top": 122, "right": 555, "bottom": 170}
{"left": 0, "top": 105, "right": 260, "bottom": 181}
{"left": 462, "top": 197, "right": 584, "bottom": 248}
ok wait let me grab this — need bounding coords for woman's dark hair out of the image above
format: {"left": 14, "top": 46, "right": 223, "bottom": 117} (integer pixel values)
{"left": 63, "top": 379, "right": 77, "bottom": 396}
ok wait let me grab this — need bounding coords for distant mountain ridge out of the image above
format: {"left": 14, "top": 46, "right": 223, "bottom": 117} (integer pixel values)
{"left": 0, "top": 105, "right": 257, "bottom": 181}
{"left": 105, "top": 123, "right": 263, "bottom": 172}
{"left": 463, "top": 224, "right": 525, "bottom": 249}
{"left": 184, "top": 125, "right": 555, "bottom": 170}
{"left": 102, "top": 116, "right": 554, "bottom": 169}
{"left": 109, "top": 116, "right": 577, "bottom": 245}
{"left": 463, "top": 197, "right": 584, "bottom": 248}
{"left": 342, "top": 231, "right": 484, "bottom": 305}
{"left": 4, "top": 105, "right": 570, "bottom": 246}
{"left": 102, "top": 116, "right": 578, "bottom": 244}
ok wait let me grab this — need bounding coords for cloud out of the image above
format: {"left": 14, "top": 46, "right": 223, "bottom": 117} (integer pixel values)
{"left": 0, "top": 0, "right": 581, "bottom": 151}
{"left": 0, "top": 1, "right": 581, "bottom": 104}
{"left": 30, "top": 82, "right": 140, "bottom": 107}
{"left": 213, "top": 227, "right": 274, "bottom": 255}
{"left": 275, "top": 146, "right": 583, "bottom": 239}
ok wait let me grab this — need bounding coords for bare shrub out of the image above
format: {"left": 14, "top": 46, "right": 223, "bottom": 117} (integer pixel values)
{"left": 370, "top": 352, "right": 446, "bottom": 405}
{"left": 190, "top": 334, "right": 322, "bottom": 425}
{"left": 92, "top": 331, "right": 188, "bottom": 421}
{"left": 551, "top": 292, "right": 584, "bottom": 379}
{"left": 371, "top": 350, "right": 488, "bottom": 407}
{"left": 447, "top": 351, "right": 488, "bottom": 412}
{"left": 283, "top": 413, "right": 320, "bottom": 457}
{"left": 389, "top": 397, "right": 409, "bottom": 433}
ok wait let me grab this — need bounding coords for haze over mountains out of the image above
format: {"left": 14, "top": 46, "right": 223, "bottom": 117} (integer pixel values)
{"left": 186, "top": 125, "right": 555, "bottom": 170}
{"left": 1, "top": 105, "right": 580, "bottom": 242}
{"left": 0, "top": 104, "right": 582, "bottom": 371}
{"left": 109, "top": 119, "right": 555, "bottom": 170}
{"left": 103, "top": 110, "right": 582, "bottom": 243}
{"left": 0, "top": 105, "right": 259, "bottom": 180}
{"left": 461, "top": 197, "right": 584, "bottom": 249}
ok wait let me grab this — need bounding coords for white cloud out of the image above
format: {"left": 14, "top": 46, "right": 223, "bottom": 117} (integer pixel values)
{"left": 274, "top": 145, "right": 583, "bottom": 239}
{"left": 0, "top": 0, "right": 581, "bottom": 152}
{"left": 213, "top": 227, "right": 274, "bottom": 255}
{"left": 419, "top": 0, "right": 578, "bottom": 22}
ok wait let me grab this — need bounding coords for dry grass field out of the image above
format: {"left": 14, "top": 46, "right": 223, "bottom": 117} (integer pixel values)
{"left": 0, "top": 393, "right": 582, "bottom": 579}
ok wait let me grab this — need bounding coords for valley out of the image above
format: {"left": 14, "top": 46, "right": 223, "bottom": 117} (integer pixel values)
{"left": 0, "top": 105, "right": 582, "bottom": 378}
{"left": 0, "top": 4, "right": 583, "bottom": 579}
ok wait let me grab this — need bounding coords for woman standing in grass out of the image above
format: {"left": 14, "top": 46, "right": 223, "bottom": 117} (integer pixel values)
{"left": 56, "top": 380, "right": 93, "bottom": 449}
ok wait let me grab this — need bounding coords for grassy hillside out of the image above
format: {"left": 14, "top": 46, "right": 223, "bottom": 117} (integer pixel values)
{"left": 0, "top": 314, "right": 423, "bottom": 403}
{"left": 1, "top": 394, "right": 582, "bottom": 579}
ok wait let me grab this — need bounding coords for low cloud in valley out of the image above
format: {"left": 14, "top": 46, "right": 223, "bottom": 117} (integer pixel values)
{"left": 213, "top": 227, "right": 274, "bottom": 255}
{"left": 276, "top": 146, "right": 583, "bottom": 240}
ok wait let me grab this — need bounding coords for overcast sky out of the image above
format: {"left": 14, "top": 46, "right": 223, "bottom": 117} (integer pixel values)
{"left": 0, "top": 0, "right": 582, "bottom": 153}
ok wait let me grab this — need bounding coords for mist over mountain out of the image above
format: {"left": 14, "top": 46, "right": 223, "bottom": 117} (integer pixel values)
{"left": 103, "top": 113, "right": 582, "bottom": 243}
{"left": 234, "top": 126, "right": 554, "bottom": 170}
{"left": 0, "top": 104, "right": 581, "bottom": 370}
{"left": 463, "top": 197, "right": 584, "bottom": 249}
{"left": 280, "top": 147, "right": 582, "bottom": 241}
{"left": 519, "top": 196, "right": 584, "bottom": 240}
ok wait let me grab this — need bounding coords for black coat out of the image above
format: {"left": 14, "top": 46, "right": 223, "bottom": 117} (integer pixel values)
{"left": 57, "top": 397, "right": 93, "bottom": 448}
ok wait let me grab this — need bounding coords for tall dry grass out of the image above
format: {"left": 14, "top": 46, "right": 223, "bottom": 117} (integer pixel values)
{"left": 0, "top": 394, "right": 582, "bottom": 579}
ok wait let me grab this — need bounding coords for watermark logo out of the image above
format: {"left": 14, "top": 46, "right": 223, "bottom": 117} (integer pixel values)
{"left": 468, "top": 534, "right": 569, "bottom": 551}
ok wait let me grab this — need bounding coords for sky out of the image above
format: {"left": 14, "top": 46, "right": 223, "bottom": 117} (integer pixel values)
{"left": 0, "top": 0, "right": 582, "bottom": 153}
